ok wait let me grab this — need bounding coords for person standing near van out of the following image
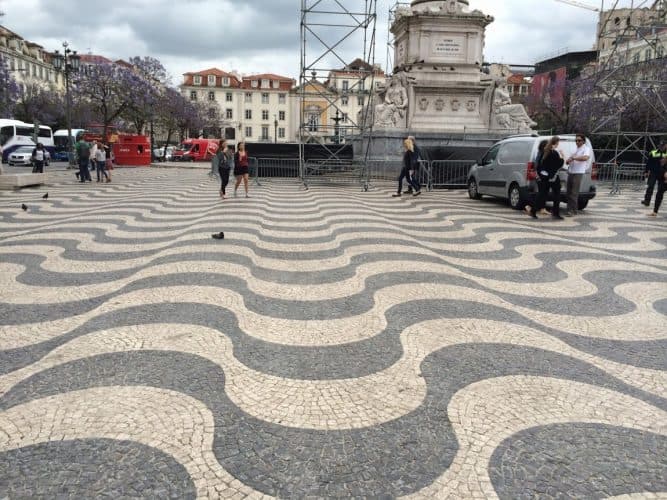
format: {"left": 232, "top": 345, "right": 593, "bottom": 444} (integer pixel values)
{"left": 642, "top": 141, "right": 667, "bottom": 206}
{"left": 234, "top": 141, "right": 250, "bottom": 198}
{"left": 218, "top": 141, "right": 234, "bottom": 199}
{"left": 565, "top": 134, "right": 591, "bottom": 217}
{"left": 529, "top": 136, "right": 564, "bottom": 220}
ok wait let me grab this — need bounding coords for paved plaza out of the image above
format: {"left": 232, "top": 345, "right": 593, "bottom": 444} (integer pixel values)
{"left": 0, "top": 167, "right": 666, "bottom": 499}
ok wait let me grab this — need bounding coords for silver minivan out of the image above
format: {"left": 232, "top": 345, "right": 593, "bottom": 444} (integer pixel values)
{"left": 467, "top": 134, "right": 597, "bottom": 210}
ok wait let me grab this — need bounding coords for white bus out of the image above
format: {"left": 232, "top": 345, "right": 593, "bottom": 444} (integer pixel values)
{"left": 0, "top": 119, "right": 54, "bottom": 163}
{"left": 54, "top": 128, "right": 86, "bottom": 161}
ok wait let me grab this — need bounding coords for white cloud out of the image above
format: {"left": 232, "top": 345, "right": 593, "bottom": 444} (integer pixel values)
{"left": 0, "top": 0, "right": 644, "bottom": 85}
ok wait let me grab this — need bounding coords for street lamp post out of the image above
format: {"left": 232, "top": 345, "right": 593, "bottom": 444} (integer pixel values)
{"left": 52, "top": 42, "right": 80, "bottom": 169}
{"left": 332, "top": 109, "right": 342, "bottom": 145}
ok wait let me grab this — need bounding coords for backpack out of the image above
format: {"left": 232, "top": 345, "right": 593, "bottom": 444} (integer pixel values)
{"left": 78, "top": 142, "right": 90, "bottom": 160}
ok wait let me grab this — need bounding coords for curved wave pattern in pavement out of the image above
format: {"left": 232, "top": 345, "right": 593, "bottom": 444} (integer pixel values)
{"left": 0, "top": 168, "right": 666, "bottom": 498}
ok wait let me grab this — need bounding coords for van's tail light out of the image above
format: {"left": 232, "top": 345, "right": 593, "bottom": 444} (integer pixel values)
{"left": 591, "top": 162, "right": 598, "bottom": 180}
{"left": 526, "top": 161, "right": 537, "bottom": 181}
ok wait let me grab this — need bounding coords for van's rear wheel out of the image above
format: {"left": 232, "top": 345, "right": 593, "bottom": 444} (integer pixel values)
{"left": 508, "top": 183, "right": 523, "bottom": 210}
{"left": 468, "top": 178, "right": 482, "bottom": 199}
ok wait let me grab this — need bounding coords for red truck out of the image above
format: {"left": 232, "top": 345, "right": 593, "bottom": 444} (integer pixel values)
{"left": 173, "top": 138, "right": 220, "bottom": 162}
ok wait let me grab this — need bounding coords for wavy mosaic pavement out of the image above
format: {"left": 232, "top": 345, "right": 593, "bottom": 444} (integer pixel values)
{"left": 1, "top": 168, "right": 666, "bottom": 498}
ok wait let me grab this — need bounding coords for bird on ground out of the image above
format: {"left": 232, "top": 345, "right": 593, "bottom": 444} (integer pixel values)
{"left": 42, "top": 193, "right": 48, "bottom": 199}
{"left": 21, "top": 204, "right": 28, "bottom": 211}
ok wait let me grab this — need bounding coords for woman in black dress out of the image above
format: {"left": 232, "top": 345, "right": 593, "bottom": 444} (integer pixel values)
{"left": 530, "top": 136, "right": 564, "bottom": 220}
{"left": 233, "top": 141, "right": 250, "bottom": 198}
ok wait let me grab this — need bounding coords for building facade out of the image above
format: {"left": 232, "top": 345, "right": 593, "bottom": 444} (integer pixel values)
{"left": 180, "top": 68, "right": 295, "bottom": 143}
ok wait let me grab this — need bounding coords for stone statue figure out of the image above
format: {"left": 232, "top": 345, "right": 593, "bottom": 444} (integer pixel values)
{"left": 492, "top": 83, "right": 537, "bottom": 131}
{"left": 372, "top": 74, "right": 409, "bottom": 128}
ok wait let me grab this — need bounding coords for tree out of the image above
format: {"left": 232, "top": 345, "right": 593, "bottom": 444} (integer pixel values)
{"left": 0, "top": 54, "right": 19, "bottom": 117}
{"left": 154, "top": 88, "right": 206, "bottom": 147}
{"left": 73, "top": 62, "right": 154, "bottom": 142}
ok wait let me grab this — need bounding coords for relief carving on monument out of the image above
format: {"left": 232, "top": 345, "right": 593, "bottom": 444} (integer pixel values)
{"left": 451, "top": 99, "right": 460, "bottom": 111}
{"left": 466, "top": 100, "right": 477, "bottom": 112}
{"left": 370, "top": 74, "right": 409, "bottom": 128}
{"left": 435, "top": 98, "right": 445, "bottom": 111}
{"left": 418, "top": 98, "right": 429, "bottom": 111}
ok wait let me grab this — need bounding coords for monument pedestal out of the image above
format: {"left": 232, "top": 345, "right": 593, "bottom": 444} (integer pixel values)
{"left": 0, "top": 173, "right": 47, "bottom": 190}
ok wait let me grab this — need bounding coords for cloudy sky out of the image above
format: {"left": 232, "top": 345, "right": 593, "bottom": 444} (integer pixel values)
{"left": 0, "top": 0, "right": 642, "bottom": 85}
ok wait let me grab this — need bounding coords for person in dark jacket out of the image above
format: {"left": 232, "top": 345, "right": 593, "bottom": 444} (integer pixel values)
{"left": 392, "top": 138, "right": 421, "bottom": 197}
{"left": 648, "top": 155, "right": 667, "bottom": 217}
{"left": 217, "top": 141, "right": 234, "bottom": 199}
{"left": 529, "top": 136, "right": 564, "bottom": 220}
{"left": 642, "top": 141, "right": 667, "bottom": 206}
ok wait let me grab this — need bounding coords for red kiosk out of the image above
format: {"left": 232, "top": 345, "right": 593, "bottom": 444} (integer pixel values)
{"left": 112, "top": 135, "right": 151, "bottom": 166}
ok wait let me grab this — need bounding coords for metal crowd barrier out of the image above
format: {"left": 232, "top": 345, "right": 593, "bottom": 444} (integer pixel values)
{"left": 426, "top": 160, "right": 475, "bottom": 190}
{"left": 595, "top": 162, "right": 646, "bottom": 195}
{"left": 303, "top": 158, "right": 368, "bottom": 190}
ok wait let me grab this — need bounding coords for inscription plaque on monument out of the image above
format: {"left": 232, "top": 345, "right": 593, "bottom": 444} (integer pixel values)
{"left": 430, "top": 35, "right": 465, "bottom": 61}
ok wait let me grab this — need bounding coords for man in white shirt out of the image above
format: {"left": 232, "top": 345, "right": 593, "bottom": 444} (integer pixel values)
{"left": 565, "top": 134, "right": 591, "bottom": 216}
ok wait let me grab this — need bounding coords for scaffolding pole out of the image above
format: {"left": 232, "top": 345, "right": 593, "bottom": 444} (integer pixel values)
{"left": 299, "top": 0, "right": 378, "bottom": 190}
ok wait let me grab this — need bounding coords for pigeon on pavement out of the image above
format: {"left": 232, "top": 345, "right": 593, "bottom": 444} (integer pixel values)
{"left": 21, "top": 204, "right": 28, "bottom": 211}
{"left": 42, "top": 193, "right": 48, "bottom": 199}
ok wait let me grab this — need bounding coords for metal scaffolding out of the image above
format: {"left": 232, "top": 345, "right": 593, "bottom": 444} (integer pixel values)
{"left": 299, "top": 0, "right": 378, "bottom": 189}
{"left": 585, "top": 0, "right": 667, "bottom": 162}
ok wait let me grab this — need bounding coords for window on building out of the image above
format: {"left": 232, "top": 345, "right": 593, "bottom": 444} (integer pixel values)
{"left": 208, "top": 108, "right": 216, "bottom": 119}
{"left": 251, "top": 80, "right": 258, "bottom": 88}
{"left": 262, "top": 93, "right": 269, "bottom": 104}
{"left": 279, "top": 93, "right": 286, "bottom": 104}
{"left": 308, "top": 114, "right": 319, "bottom": 132}
{"left": 245, "top": 92, "right": 252, "bottom": 103}
{"left": 261, "top": 126, "right": 269, "bottom": 140}
{"left": 190, "top": 91, "right": 197, "bottom": 100}
{"left": 223, "top": 77, "right": 230, "bottom": 86}
{"left": 342, "top": 80, "right": 349, "bottom": 92}
{"left": 226, "top": 108, "right": 233, "bottom": 119}
{"left": 279, "top": 110, "right": 285, "bottom": 121}
{"left": 245, "top": 126, "right": 252, "bottom": 138}
{"left": 261, "top": 79, "right": 269, "bottom": 88}
{"left": 342, "top": 113, "right": 348, "bottom": 123}
{"left": 245, "top": 109, "right": 252, "bottom": 120}
{"left": 657, "top": 45, "right": 665, "bottom": 58}
{"left": 208, "top": 91, "right": 215, "bottom": 101}
{"left": 273, "top": 80, "right": 280, "bottom": 88}
{"left": 262, "top": 110, "right": 269, "bottom": 120}
{"left": 208, "top": 75, "right": 216, "bottom": 85}
{"left": 194, "top": 75, "right": 202, "bottom": 85}
{"left": 226, "top": 92, "right": 233, "bottom": 102}
{"left": 520, "top": 85, "right": 528, "bottom": 95}
{"left": 633, "top": 52, "right": 640, "bottom": 64}
{"left": 359, "top": 79, "right": 364, "bottom": 91}
{"left": 357, "top": 96, "right": 364, "bottom": 106}
{"left": 342, "top": 96, "right": 348, "bottom": 106}
{"left": 645, "top": 49, "right": 652, "bottom": 61}
{"left": 278, "top": 128, "right": 285, "bottom": 138}
{"left": 39, "top": 66, "right": 43, "bottom": 79}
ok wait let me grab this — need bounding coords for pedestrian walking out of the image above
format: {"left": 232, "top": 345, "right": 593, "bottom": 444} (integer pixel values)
{"left": 89, "top": 140, "right": 99, "bottom": 174}
{"left": 404, "top": 135, "right": 424, "bottom": 194}
{"left": 30, "top": 143, "right": 47, "bottom": 173}
{"left": 234, "top": 141, "right": 250, "bottom": 198}
{"left": 564, "top": 134, "right": 590, "bottom": 216}
{"left": 392, "top": 138, "right": 421, "bottom": 197}
{"left": 217, "top": 140, "right": 233, "bottom": 199}
{"left": 95, "top": 143, "right": 111, "bottom": 182}
{"left": 74, "top": 134, "right": 92, "bottom": 182}
{"left": 648, "top": 155, "right": 667, "bottom": 217}
{"left": 524, "top": 140, "right": 549, "bottom": 216}
{"left": 642, "top": 141, "right": 667, "bottom": 206}
{"left": 527, "top": 136, "right": 564, "bottom": 220}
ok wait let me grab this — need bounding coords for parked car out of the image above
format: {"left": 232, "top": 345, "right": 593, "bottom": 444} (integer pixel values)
{"left": 153, "top": 146, "right": 175, "bottom": 162}
{"left": 467, "top": 134, "right": 597, "bottom": 211}
{"left": 8, "top": 146, "right": 51, "bottom": 167}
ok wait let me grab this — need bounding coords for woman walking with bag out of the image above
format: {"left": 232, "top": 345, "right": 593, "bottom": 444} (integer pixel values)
{"left": 233, "top": 141, "right": 250, "bottom": 198}
{"left": 392, "top": 138, "right": 421, "bottom": 197}
{"left": 217, "top": 141, "right": 233, "bottom": 199}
